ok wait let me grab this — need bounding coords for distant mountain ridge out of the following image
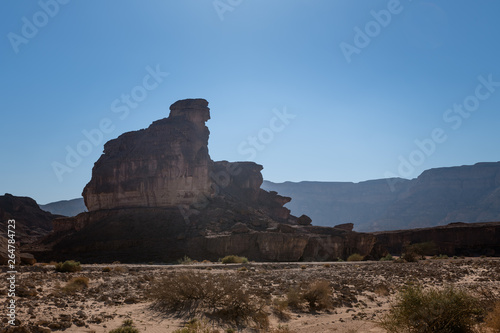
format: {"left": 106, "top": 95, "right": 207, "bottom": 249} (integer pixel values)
{"left": 263, "top": 162, "right": 500, "bottom": 232}
{"left": 39, "top": 198, "right": 87, "bottom": 217}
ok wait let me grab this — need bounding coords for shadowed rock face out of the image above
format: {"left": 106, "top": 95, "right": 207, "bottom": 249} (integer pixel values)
{"left": 373, "top": 222, "right": 500, "bottom": 257}
{"left": 36, "top": 98, "right": 384, "bottom": 263}
{"left": 0, "top": 194, "right": 58, "bottom": 238}
{"left": 83, "top": 99, "right": 213, "bottom": 211}
{"left": 0, "top": 194, "right": 60, "bottom": 265}
{"left": 36, "top": 99, "right": 499, "bottom": 263}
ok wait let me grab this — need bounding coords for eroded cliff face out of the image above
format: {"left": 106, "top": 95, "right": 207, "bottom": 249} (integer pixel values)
{"left": 83, "top": 99, "right": 213, "bottom": 211}
{"left": 373, "top": 222, "right": 500, "bottom": 257}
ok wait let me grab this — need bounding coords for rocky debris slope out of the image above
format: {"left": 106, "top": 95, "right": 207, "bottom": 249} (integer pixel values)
{"left": 36, "top": 99, "right": 380, "bottom": 263}
{"left": 263, "top": 161, "right": 500, "bottom": 231}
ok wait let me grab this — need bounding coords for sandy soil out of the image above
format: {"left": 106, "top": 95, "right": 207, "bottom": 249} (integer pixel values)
{"left": 1, "top": 258, "right": 499, "bottom": 332}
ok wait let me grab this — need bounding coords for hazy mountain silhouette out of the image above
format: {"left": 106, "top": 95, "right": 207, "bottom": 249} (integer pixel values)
{"left": 263, "top": 162, "right": 500, "bottom": 232}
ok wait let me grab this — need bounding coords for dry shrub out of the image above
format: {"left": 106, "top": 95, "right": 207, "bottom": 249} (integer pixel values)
{"left": 272, "top": 298, "right": 291, "bottom": 321}
{"left": 286, "top": 287, "right": 303, "bottom": 310}
{"left": 286, "top": 280, "right": 332, "bottom": 312}
{"left": 486, "top": 302, "right": 500, "bottom": 332}
{"left": 150, "top": 271, "right": 268, "bottom": 329}
{"left": 374, "top": 284, "right": 390, "bottom": 297}
{"left": 62, "top": 276, "right": 89, "bottom": 294}
{"left": 302, "top": 280, "right": 332, "bottom": 310}
{"left": 379, "top": 284, "right": 483, "bottom": 333}
{"left": 113, "top": 266, "right": 129, "bottom": 273}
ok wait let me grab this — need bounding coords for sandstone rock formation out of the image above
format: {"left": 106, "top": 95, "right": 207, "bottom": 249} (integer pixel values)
{"left": 0, "top": 194, "right": 57, "bottom": 264}
{"left": 373, "top": 221, "right": 500, "bottom": 257}
{"left": 37, "top": 99, "right": 383, "bottom": 263}
{"left": 0, "top": 194, "right": 57, "bottom": 238}
{"left": 35, "top": 99, "right": 500, "bottom": 263}
{"left": 83, "top": 99, "right": 213, "bottom": 211}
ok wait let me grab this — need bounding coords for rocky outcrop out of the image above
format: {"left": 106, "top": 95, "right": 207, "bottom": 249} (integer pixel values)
{"left": 35, "top": 98, "right": 383, "bottom": 263}
{"left": 373, "top": 221, "right": 500, "bottom": 257}
{"left": 83, "top": 99, "right": 213, "bottom": 211}
{"left": 36, "top": 99, "right": 499, "bottom": 263}
{"left": 0, "top": 194, "right": 58, "bottom": 238}
{"left": 263, "top": 162, "right": 500, "bottom": 231}
{"left": 0, "top": 194, "right": 56, "bottom": 264}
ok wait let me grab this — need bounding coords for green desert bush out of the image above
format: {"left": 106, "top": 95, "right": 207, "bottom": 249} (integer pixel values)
{"left": 102, "top": 266, "right": 111, "bottom": 272}
{"left": 403, "top": 242, "right": 438, "bottom": 262}
{"left": 347, "top": 253, "right": 364, "bottom": 262}
{"left": 150, "top": 271, "right": 268, "bottom": 329}
{"left": 177, "top": 255, "right": 194, "bottom": 265}
{"left": 220, "top": 255, "right": 248, "bottom": 264}
{"left": 54, "top": 260, "right": 82, "bottom": 273}
{"left": 380, "top": 254, "right": 394, "bottom": 261}
{"left": 62, "top": 276, "right": 89, "bottom": 294}
{"left": 379, "top": 284, "right": 483, "bottom": 333}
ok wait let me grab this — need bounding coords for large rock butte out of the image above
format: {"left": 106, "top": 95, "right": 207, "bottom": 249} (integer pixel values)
{"left": 32, "top": 99, "right": 500, "bottom": 263}
{"left": 83, "top": 99, "right": 213, "bottom": 211}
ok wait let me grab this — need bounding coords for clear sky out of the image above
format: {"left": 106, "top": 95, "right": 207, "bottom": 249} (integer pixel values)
{"left": 1, "top": 0, "right": 500, "bottom": 204}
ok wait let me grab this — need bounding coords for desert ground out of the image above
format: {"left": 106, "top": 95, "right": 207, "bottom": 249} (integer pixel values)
{"left": 1, "top": 258, "right": 499, "bottom": 333}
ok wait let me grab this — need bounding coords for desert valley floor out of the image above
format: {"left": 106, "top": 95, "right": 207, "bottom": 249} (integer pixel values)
{"left": 1, "top": 258, "right": 499, "bottom": 332}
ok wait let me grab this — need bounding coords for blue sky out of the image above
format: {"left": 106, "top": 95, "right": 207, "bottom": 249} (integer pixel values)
{"left": 1, "top": 0, "right": 499, "bottom": 204}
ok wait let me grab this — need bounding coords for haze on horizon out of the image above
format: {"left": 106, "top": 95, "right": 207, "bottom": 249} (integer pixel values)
{"left": 1, "top": 0, "right": 500, "bottom": 204}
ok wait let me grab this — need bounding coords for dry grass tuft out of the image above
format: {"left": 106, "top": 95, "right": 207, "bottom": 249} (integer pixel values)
{"left": 220, "top": 255, "right": 248, "bottom": 264}
{"left": 374, "top": 284, "right": 390, "bottom": 297}
{"left": 62, "top": 276, "right": 89, "bottom": 294}
{"left": 347, "top": 253, "right": 364, "bottom": 262}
